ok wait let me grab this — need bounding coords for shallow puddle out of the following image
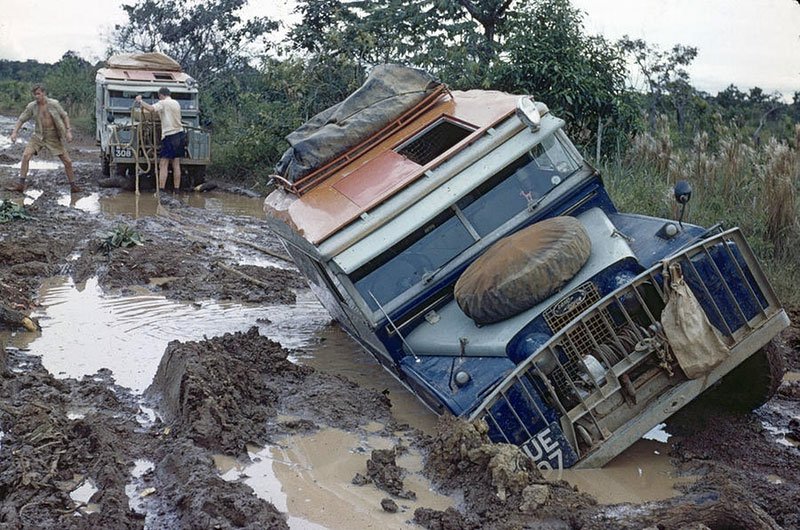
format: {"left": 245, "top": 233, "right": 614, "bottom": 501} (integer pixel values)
{"left": 559, "top": 437, "right": 692, "bottom": 504}
{"left": 218, "top": 428, "right": 453, "bottom": 530}
{"left": 99, "top": 189, "right": 266, "bottom": 218}
{"left": 3, "top": 276, "right": 331, "bottom": 392}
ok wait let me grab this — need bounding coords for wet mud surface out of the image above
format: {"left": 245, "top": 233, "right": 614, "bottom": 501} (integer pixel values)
{"left": 1, "top": 120, "right": 799, "bottom": 529}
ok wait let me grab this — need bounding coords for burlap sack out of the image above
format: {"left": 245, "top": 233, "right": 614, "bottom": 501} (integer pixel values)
{"left": 661, "top": 261, "right": 729, "bottom": 379}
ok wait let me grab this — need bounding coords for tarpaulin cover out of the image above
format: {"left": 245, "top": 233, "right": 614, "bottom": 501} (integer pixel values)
{"left": 661, "top": 262, "right": 729, "bottom": 378}
{"left": 275, "top": 64, "right": 442, "bottom": 183}
{"left": 455, "top": 216, "right": 592, "bottom": 325}
{"left": 106, "top": 52, "right": 182, "bottom": 72}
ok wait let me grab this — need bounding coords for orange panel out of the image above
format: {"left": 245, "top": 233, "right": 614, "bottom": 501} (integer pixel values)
{"left": 333, "top": 151, "right": 420, "bottom": 208}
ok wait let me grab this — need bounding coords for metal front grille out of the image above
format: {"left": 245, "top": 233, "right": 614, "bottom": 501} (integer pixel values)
{"left": 545, "top": 282, "right": 614, "bottom": 363}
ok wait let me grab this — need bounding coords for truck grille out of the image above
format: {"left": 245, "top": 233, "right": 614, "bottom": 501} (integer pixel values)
{"left": 544, "top": 282, "right": 615, "bottom": 405}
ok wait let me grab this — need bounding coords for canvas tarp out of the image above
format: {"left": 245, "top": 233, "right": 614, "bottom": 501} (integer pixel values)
{"left": 106, "top": 52, "right": 182, "bottom": 72}
{"left": 660, "top": 261, "right": 730, "bottom": 378}
{"left": 455, "top": 217, "right": 592, "bottom": 325}
{"left": 275, "top": 64, "right": 442, "bottom": 183}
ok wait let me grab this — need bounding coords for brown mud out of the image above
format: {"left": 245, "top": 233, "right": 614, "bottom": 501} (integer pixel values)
{"left": 1, "top": 121, "right": 799, "bottom": 529}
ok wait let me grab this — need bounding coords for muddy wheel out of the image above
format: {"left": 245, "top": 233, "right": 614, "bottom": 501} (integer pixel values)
{"left": 702, "top": 340, "right": 784, "bottom": 413}
{"left": 185, "top": 166, "right": 207, "bottom": 188}
{"left": 101, "top": 154, "right": 110, "bottom": 177}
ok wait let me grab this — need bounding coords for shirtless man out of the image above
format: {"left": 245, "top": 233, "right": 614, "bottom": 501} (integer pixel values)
{"left": 7, "top": 84, "right": 81, "bottom": 193}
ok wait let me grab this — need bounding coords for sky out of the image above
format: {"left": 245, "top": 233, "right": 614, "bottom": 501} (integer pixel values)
{"left": 0, "top": 0, "right": 798, "bottom": 100}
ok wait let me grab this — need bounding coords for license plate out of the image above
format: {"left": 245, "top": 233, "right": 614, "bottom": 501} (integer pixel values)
{"left": 520, "top": 422, "right": 578, "bottom": 470}
{"left": 113, "top": 146, "right": 133, "bottom": 159}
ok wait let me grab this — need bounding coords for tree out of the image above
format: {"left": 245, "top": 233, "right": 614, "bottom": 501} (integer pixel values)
{"left": 43, "top": 52, "right": 96, "bottom": 117}
{"left": 618, "top": 37, "right": 698, "bottom": 132}
{"left": 110, "top": 0, "right": 278, "bottom": 84}
{"left": 496, "top": 0, "right": 637, "bottom": 154}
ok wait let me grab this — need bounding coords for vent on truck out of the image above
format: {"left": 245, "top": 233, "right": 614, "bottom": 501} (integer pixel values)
{"left": 396, "top": 118, "right": 473, "bottom": 165}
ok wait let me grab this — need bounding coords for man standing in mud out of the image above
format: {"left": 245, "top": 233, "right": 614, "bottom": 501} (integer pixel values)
{"left": 135, "top": 88, "right": 185, "bottom": 191}
{"left": 7, "top": 84, "right": 81, "bottom": 193}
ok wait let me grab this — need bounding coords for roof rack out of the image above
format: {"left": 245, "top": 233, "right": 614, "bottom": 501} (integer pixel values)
{"left": 272, "top": 84, "right": 452, "bottom": 196}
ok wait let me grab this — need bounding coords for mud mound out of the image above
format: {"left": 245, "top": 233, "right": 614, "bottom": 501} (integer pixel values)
{"left": 146, "top": 327, "right": 295, "bottom": 454}
{"left": 0, "top": 351, "right": 148, "bottom": 529}
{"left": 148, "top": 440, "right": 288, "bottom": 530}
{"left": 72, "top": 228, "right": 304, "bottom": 305}
{"left": 357, "top": 448, "right": 416, "bottom": 499}
{"left": 146, "top": 327, "right": 394, "bottom": 455}
{"left": 417, "top": 415, "right": 593, "bottom": 529}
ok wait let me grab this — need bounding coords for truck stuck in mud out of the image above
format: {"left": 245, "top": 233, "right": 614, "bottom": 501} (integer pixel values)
{"left": 263, "top": 65, "right": 790, "bottom": 470}
{"left": 95, "top": 52, "right": 210, "bottom": 190}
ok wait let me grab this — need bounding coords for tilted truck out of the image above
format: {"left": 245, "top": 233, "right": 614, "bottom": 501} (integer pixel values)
{"left": 264, "top": 65, "right": 789, "bottom": 469}
{"left": 95, "top": 52, "right": 210, "bottom": 190}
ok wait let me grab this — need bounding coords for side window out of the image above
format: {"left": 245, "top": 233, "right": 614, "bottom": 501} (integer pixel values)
{"left": 352, "top": 208, "right": 474, "bottom": 311}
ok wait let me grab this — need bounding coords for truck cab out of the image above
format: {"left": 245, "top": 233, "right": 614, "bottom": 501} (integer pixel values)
{"left": 95, "top": 53, "right": 210, "bottom": 189}
{"left": 264, "top": 65, "right": 789, "bottom": 469}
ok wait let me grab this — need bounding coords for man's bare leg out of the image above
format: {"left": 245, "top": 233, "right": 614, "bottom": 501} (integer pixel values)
{"left": 171, "top": 159, "right": 181, "bottom": 190}
{"left": 58, "top": 153, "right": 80, "bottom": 192}
{"left": 6, "top": 149, "right": 33, "bottom": 191}
{"left": 158, "top": 158, "right": 170, "bottom": 190}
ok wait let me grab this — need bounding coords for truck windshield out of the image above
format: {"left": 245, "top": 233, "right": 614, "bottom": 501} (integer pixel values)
{"left": 351, "top": 132, "right": 581, "bottom": 312}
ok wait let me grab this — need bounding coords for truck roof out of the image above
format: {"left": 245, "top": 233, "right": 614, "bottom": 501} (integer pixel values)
{"left": 265, "top": 89, "right": 522, "bottom": 245}
{"left": 96, "top": 67, "right": 194, "bottom": 85}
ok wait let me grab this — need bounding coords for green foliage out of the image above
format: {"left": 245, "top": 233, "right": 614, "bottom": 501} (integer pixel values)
{"left": 43, "top": 52, "right": 97, "bottom": 124}
{"left": 112, "top": 0, "right": 278, "bottom": 85}
{"left": 495, "top": 0, "right": 639, "bottom": 153}
{"left": 0, "top": 200, "right": 33, "bottom": 223}
{"left": 207, "top": 56, "right": 365, "bottom": 183}
{"left": 0, "top": 53, "right": 96, "bottom": 132}
{"left": 99, "top": 224, "right": 144, "bottom": 253}
{"left": 602, "top": 121, "right": 800, "bottom": 304}
{"left": 0, "top": 80, "right": 31, "bottom": 114}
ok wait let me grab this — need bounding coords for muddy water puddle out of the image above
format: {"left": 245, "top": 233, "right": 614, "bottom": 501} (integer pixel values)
{"left": 558, "top": 437, "right": 691, "bottom": 504}
{"left": 2, "top": 275, "right": 331, "bottom": 392}
{"left": 99, "top": 189, "right": 268, "bottom": 219}
{"left": 217, "top": 428, "right": 453, "bottom": 530}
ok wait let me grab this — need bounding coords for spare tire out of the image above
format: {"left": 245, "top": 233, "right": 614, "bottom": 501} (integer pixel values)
{"left": 455, "top": 216, "right": 591, "bottom": 325}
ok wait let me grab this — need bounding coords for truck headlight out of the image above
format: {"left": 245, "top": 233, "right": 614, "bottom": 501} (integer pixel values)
{"left": 516, "top": 97, "right": 541, "bottom": 131}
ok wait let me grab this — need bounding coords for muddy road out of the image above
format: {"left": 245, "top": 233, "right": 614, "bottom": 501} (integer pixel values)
{"left": 1, "top": 117, "right": 799, "bottom": 529}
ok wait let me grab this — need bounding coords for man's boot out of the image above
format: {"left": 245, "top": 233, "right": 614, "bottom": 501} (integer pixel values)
{"left": 5, "top": 179, "right": 26, "bottom": 192}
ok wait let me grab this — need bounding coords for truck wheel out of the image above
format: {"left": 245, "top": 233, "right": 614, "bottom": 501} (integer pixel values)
{"left": 102, "top": 154, "right": 110, "bottom": 177}
{"left": 703, "top": 340, "right": 784, "bottom": 413}
{"left": 186, "top": 166, "right": 207, "bottom": 188}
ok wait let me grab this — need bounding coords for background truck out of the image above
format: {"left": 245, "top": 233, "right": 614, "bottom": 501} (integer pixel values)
{"left": 95, "top": 52, "right": 210, "bottom": 190}
{"left": 264, "top": 65, "right": 789, "bottom": 470}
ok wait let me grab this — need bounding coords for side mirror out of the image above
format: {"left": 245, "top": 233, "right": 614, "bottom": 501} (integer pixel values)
{"left": 674, "top": 180, "right": 692, "bottom": 204}
{"left": 673, "top": 180, "right": 692, "bottom": 227}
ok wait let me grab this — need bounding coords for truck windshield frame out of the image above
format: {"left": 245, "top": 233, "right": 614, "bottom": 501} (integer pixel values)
{"left": 351, "top": 131, "right": 582, "bottom": 312}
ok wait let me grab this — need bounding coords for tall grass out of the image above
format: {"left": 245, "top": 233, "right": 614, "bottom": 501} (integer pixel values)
{"left": 600, "top": 118, "right": 800, "bottom": 305}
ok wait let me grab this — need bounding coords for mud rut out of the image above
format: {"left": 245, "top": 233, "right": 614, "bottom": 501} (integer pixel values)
{"left": 1, "top": 125, "right": 799, "bottom": 529}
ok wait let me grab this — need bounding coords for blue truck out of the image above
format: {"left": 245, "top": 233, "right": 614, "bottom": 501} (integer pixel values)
{"left": 264, "top": 66, "right": 789, "bottom": 469}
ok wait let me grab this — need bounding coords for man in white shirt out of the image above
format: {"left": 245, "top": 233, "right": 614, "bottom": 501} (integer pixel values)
{"left": 135, "top": 87, "right": 186, "bottom": 191}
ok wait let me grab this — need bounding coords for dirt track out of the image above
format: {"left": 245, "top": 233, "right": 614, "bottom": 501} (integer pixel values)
{"left": 1, "top": 123, "right": 799, "bottom": 529}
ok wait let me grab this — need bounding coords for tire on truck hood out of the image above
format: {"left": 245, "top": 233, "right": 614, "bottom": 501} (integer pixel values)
{"left": 455, "top": 216, "right": 591, "bottom": 325}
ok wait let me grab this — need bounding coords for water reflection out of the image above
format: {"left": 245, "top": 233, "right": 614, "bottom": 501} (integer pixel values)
{"left": 4, "top": 276, "right": 331, "bottom": 392}
{"left": 99, "top": 190, "right": 266, "bottom": 219}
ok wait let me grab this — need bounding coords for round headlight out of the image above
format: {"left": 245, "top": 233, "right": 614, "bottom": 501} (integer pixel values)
{"left": 516, "top": 97, "right": 541, "bottom": 131}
